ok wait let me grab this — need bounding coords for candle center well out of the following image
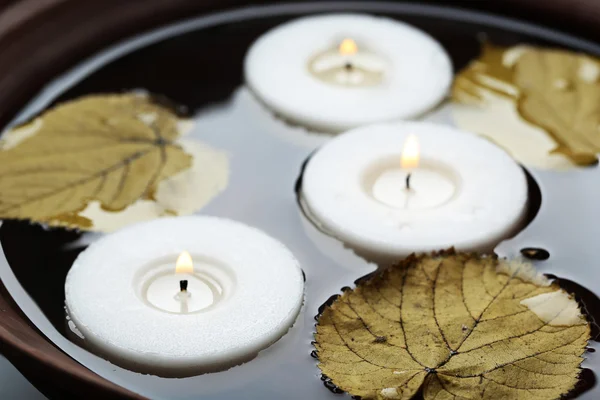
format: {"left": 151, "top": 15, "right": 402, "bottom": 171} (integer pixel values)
{"left": 363, "top": 157, "right": 458, "bottom": 210}
{"left": 371, "top": 167, "right": 456, "bottom": 209}
{"left": 135, "top": 254, "right": 235, "bottom": 315}
{"left": 308, "top": 38, "right": 387, "bottom": 87}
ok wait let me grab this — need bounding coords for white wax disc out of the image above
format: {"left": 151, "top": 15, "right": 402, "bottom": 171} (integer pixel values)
{"left": 65, "top": 216, "right": 304, "bottom": 376}
{"left": 301, "top": 122, "right": 528, "bottom": 262}
{"left": 245, "top": 14, "right": 452, "bottom": 132}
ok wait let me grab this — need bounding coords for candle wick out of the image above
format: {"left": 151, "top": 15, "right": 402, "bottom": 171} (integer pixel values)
{"left": 179, "top": 279, "right": 188, "bottom": 292}
{"left": 180, "top": 291, "right": 189, "bottom": 314}
{"left": 405, "top": 173, "right": 412, "bottom": 190}
{"left": 344, "top": 62, "right": 353, "bottom": 71}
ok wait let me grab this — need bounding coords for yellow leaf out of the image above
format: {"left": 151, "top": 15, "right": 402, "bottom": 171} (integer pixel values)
{"left": 315, "top": 250, "right": 590, "bottom": 400}
{"left": 452, "top": 43, "right": 600, "bottom": 167}
{"left": 0, "top": 93, "right": 192, "bottom": 229}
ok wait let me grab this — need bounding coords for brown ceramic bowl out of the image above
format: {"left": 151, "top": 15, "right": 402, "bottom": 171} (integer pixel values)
{"left": 1, "top": 1, "right": 600, "bottom": 399}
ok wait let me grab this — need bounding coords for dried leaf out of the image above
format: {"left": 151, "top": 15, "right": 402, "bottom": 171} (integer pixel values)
{"left": 76, "top": 138, "right": 229, "bottom": 233}
{"left": 453, "top": 43, "right": 600, "bottom": 167}
{"left": 0, "top": 93, "right": 192, "bottom": 229}
{"left": 315, "top": 250, "right": 590, "bottom": 399}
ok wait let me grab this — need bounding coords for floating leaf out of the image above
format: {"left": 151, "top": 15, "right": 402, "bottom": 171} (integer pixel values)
{"left": 0, "top": 93, "right": 193, "bottom": 229}
{"left": 76, "top": 138, "right": 229, "bottom": 233}
{"left": 453, "top": 43, "right": 600, "bottom": 168}
{"left": 315, "top": 250, "right": 590, "bottom": 399}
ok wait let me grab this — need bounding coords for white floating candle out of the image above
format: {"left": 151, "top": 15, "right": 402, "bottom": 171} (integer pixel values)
{"left": 65, "top": 216, "right": 304, "bottom": 376}
{"left": 245, "top": 14, "right": 452, "bottom": 132}
{"left": 300, "top": 122, "right": 528, "bottom": 264}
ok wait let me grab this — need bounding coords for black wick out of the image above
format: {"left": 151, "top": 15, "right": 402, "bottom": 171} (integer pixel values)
{"left": 405, "top": 173, "right": 412, "bottom": 190}
{"left": 344, "top": 62, "right": 353, "bottom": 71}
{"left": 179, "top": 280, "right": 188, "bottom": 292}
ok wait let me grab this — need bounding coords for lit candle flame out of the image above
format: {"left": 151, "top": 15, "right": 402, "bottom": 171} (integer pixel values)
{"left": 175, "top": 251, "right": 193, "bottom": 274}
{"left": 339, "top": 38, "right": 358, "bottom": 56}
{"left": 401, "top": 134, "right": 419, "bottom": 169}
